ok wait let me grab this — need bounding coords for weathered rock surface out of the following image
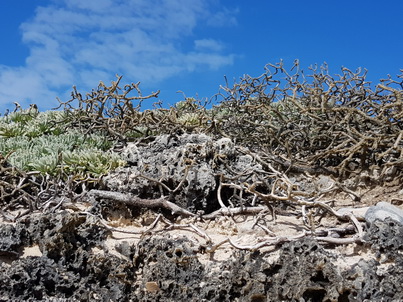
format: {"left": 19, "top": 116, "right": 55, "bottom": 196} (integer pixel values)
{"left": 0, "top": 224, "right": 25, "bottom": 260}
{"left": 363, "top": 216, "right": 403, "bottom": 261}
{"left": 1, "top": 211, "right": 403, "bottom": 301}
{"left": 104, "top": 133, "right": 262, "bottom": 214}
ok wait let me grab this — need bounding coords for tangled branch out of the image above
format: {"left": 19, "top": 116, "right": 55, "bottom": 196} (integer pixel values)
{"left": 213, "top": 60, "right": 403, "bottom": 182}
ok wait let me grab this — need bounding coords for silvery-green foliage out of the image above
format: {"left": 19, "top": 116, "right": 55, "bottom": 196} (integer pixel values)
{"left": 0, "top": 112, "right": 125, "bottom": 178}
{"left": 61, "top": 149, "right": 125, "bottom": 178}
{"left": 25, "top": 148, "right": 124, "bottom": 178}
{"left": 0, "top": 109, "right": 67, "bottom": 138}
{"left": 177, "top": 113, "right": 200, "bottom": 126}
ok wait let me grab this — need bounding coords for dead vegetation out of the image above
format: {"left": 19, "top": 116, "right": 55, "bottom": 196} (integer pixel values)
{"left": 1, "top": 61, "right": 402, "bottom": 254}
{"left": 214, "top": 60, "right": 403, "bottom": 182}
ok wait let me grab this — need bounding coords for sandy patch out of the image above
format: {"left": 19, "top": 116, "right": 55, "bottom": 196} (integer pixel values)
{"left": 21, "top": 245, "right": 42, "bottom": 258}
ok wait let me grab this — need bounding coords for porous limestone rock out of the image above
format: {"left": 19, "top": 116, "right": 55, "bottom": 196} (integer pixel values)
{"left": 104, "top": 133, "right": 262, "bottom": 214}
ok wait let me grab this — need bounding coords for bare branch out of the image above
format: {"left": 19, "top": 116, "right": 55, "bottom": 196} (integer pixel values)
{"left": 89, "top": 189, "right": 196, "bottom": 217}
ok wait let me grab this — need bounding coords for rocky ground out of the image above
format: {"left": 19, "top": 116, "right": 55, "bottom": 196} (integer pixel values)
{"left": 1, "top": 133, "right": 403, "bottom": 301}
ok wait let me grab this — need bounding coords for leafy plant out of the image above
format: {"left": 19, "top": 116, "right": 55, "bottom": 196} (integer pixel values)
{"left": 0, "top": 130, "right": 125, "bottom": 178}
{"left": 0, "top": 109, "right": 67, "bottom": 138}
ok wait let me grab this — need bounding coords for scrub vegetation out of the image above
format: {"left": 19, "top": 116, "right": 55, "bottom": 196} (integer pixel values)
{"left": 1, "top": 60, "right": 402, "bottom": 222}
{"left": 0, "top": 61, "right": 402, "bottom": 301}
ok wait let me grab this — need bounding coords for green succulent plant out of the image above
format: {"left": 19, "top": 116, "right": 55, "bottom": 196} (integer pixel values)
{"left": 0, "top": 109, "right": 67, "bottom": 138}
{"left": 0, "top": 113, "right": 125, "bottom": 179}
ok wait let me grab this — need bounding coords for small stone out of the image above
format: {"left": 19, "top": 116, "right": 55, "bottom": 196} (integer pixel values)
{"left": 145, "top": 281, "right": 160, "bottom": 293}
{"left": 365, "top": 201, "right": 403, "bottom": 226}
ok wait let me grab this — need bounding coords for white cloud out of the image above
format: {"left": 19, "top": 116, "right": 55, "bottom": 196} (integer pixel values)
{"left": 185, "top": 52, "right": 235, "bottom": 71}
{"left": 0, "top": 0, "right": 236, "bottom": 111}
{"left": 194, "top": 39, "right": 225, "bottom": 52}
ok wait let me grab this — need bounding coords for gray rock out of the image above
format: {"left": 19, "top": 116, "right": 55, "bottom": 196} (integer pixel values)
{"left": 365, "top": 201, "right": 403, "bottom": 226}
{"left": 104, "top": 133, "right": 262, "bottom": 213}
{"left": 0, "top": 224, "right": 24, "bottom": 260}
{"left": 363, "top": 216, "right": 403, "bottom": 260}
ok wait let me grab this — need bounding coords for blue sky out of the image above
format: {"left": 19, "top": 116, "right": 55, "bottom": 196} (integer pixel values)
{"left": 0, "top": 0, "right": 402, "bottom": 113}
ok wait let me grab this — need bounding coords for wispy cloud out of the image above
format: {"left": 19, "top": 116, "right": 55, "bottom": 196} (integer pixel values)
{"left": 194, "top": 39, "right": 225, "bottom": 52}
{"left": 206, "top": 7, "right": 239, "bottom": 27}
{"left": 0, "top": 0, "right": 237, "bottom": 111}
